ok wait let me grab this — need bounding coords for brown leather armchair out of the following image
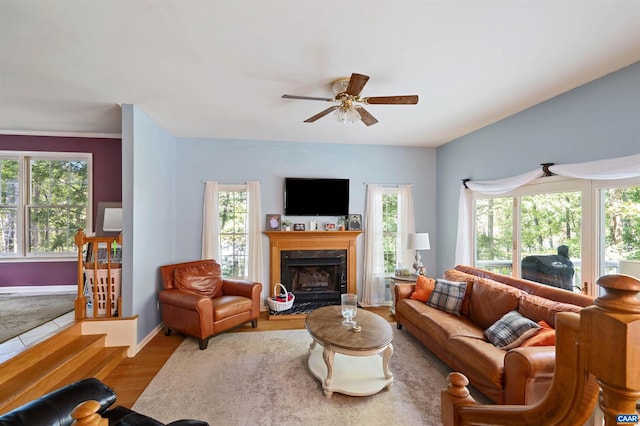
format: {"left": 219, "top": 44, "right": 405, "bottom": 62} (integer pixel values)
{"left": 159, "top": 259, "right": 262, "bottom": 350}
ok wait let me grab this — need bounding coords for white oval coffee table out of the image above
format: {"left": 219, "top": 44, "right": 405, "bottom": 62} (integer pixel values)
{"left": 304, "top": 305, "right": 394, "bottom": 398}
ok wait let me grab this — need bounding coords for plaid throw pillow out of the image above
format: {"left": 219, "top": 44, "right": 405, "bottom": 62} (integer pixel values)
{"left": 426, "top": 278, "right": 467, "bottom": 316}
{"left": 484, "top": 310, "right": 541, "bottom": 350}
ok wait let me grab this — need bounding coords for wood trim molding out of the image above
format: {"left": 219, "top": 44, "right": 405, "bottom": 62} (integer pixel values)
{"left": 264, "top": 231, "right": 362, "bottom": 295}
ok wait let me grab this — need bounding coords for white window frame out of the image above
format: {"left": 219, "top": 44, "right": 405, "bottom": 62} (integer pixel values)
{"left": 512, "top": 176, "right": 592, "bottom": 289}
{"left": 592, "top": 177, "right": 640, "bottom": 282}
{"left": 473, "top": 175, "right": 640, "bottom": 295}
{"left": 382, "top": 188, "right": 400, "bottom": 276}
{"left": 217, "top": 184, "right": 248, "bottom": 279}
{"left": 0, "top": 151, "right": 92, "bottom": 261}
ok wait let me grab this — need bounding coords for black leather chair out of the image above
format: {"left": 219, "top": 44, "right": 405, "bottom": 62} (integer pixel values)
{"left": 0, "top": 378, "right": 208, "bottom": 426}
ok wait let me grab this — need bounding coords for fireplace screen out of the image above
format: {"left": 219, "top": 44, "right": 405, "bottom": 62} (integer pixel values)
{"left": 281, "top": 250, "right": 347, "bottom": 303}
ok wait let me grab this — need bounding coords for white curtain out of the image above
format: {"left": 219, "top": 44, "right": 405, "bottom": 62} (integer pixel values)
{"left": 362, "top": 184, "right": 385, "bottom": 306}
{"left": 455, "top": 153, "right": 640, "bottom": 265}
{"left": 548, "top": 153, "right": 640, "bottom": 179}
{"left": 396, "top": 185, "right": 416, "bottom": 270}
{"left": 201, "top": 181, "right": 219, "bottom": 260}
{"left": 246, "top": 181, "right": 264, "bottom": 283}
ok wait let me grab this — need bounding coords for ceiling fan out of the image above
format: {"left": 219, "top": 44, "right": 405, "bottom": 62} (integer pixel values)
{"left": 282, "top": 73, "right": 418, "bottom": 126}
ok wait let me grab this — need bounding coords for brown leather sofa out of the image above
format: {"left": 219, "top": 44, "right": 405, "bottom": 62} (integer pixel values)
{"left": 394, "top": 265, "right": 594, "bottom": 405}
{"left": 159, "top": 259, "right": 262, "bottom": 350}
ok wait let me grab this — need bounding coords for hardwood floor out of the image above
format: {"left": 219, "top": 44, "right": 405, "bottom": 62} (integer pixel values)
{"left": 102, "top": 307, "right": 395, "bottom": 408}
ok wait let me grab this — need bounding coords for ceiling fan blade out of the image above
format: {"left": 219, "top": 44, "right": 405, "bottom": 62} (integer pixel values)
{"left": 363, "top": 95, "right": 419, "bottom": 105}
{"left": 304, "top": 106, "right": 339, "bottom": 123}
{"left": 282, "top": 94, "right": 334, "bottom": 101}
{"left": 345, "top": 73, "right": 370, "bottom": 97}
{"left": 356, "top": 107, "right": 379, "bottom": 126}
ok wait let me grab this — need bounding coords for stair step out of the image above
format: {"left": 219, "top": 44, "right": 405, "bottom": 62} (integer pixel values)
{"left": 59, "top": 345, "right": 128, "bottom": 384}
{"left": 0, "top": 334, "right": 105, "bottom": 412}
{"left": 0, "top": 333, "right": 126, "bottom": 414}
{"left": 0, "top": 322, "right": 82, "bottom": 386}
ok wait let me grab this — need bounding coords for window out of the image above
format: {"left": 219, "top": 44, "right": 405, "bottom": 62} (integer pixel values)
{"left": 475, "top": 197, "right": 513, "bottom": 275}
{"left": 473, "top": 176, "right": 640, "bottom": 295}
{"left": 519, "top": 187, "right": 585, "bottom": 291}
{"left": 218, "top": 185, "right": 248, "bottom": 278}
{"left": 0, "top": 157, "right": 19, "bottom": 255}
{"left": 202, "top": 180, "right": 262, "bottom": 282}
{"left": 597, "top": 181, "right": 640, "bottom": 280}
{"left": 0, "top": 152, "right": 91, "bottom": 259}
{"left": 382, "top": 191, "right": 399, "bottom": 274}
{"left": 362, "top": 184, "right": 414, "bottom": 306}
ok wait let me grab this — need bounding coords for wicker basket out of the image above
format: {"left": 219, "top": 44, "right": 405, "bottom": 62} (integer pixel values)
{"left": 84, "top": 267, "right": 121, "bottom": 316}
{"left": 267, "top": 283, "right": 294, "bottom": 312}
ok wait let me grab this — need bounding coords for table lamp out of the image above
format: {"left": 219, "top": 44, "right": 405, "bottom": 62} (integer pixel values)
{"left": 407, "top": 232, "right": 430, "bottom": 275}
{"left": 102, "top": 207, "right": 123, "bottom": 232}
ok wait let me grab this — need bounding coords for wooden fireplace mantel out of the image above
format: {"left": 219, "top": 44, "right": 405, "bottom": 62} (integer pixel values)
{"left": 264, "top": 231, "right": 362, "bottom": 296}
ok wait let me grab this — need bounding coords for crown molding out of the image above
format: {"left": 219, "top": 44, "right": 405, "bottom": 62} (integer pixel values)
{"left": 0, "top": 129, "right": 121, "bottom": 139}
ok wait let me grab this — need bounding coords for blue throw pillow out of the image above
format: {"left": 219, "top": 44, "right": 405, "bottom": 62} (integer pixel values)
{"left": 484, "top": 310, "right": 541, "bottom": 350}
{"left": 426, "top": 278, "right": 467, "bottom": 316}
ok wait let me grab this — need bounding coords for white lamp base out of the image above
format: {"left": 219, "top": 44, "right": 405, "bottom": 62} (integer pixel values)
{"left": 412, "top": 252, "right": 423, "bottom": 275}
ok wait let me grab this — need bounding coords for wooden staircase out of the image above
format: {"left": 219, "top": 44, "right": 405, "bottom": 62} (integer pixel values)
{"left": 0, "top": 321, "right": 128, "bottom": 415}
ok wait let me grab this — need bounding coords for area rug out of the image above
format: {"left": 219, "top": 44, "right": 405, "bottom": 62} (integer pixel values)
{"left": 132, "top": 328, "right": 490, "bottom": 425}
{"left": 0, "top": 294, "right": 75, "bottom": 343}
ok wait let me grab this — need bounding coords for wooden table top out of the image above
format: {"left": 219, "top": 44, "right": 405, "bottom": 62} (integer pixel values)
{"left": 305, "top": 305, "right": 393, "bottom": 352}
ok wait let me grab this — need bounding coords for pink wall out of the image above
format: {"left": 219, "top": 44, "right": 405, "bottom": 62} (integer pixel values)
{"left": 0, "top": 134, "right": 122, "bottom": 288}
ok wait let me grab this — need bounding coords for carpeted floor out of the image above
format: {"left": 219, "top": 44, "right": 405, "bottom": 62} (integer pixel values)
{"left": 132, "top": 328, "right": 490, "bottom": 426}
{"left": 0, "top": 294, "right": 75, "bottom": 343}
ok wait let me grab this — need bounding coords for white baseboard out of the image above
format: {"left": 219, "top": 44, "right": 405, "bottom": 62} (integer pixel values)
{"left": 0, "top": 285, "right": 76, "bottom": 295}
{"left": 135, "top": 323, "right": 165, "bottom": 356}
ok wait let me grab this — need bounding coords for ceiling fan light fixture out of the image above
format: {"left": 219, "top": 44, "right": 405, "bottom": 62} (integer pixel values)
{"left": 334, "top": 105, "right": 361, "bottom": 124}
{"left": 283, "top": 73, "right": 417, "bottom": 126}
{"left": 331, "top": 77, "right": 351, "bottom": 96}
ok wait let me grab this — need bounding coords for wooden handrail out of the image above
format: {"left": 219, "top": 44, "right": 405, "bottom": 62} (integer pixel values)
{"left": 442, "top": 273, "right": 640, "bottom": 426}
{"left": 71, "top": 400, "right": 107, "bottom": 426}
{"left": 75, "top": 229, "right": 122, "bottom": 319}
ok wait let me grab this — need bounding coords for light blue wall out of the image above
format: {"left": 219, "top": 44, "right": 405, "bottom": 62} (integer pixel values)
{"left": 122, "top": 105, "right": 176, "bottom": 342}
{"left": 173, "top": 139, "right": 437, "bottom": 301}
{"left": 435, "top": 61, "right": 640, "bottom": 276}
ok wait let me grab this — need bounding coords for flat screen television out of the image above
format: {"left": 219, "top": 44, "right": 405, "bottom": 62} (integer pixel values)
{"left": 284, "top": 178, "right": 349, "bottom": 216}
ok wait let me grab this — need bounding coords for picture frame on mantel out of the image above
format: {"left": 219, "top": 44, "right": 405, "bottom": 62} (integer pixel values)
{"left": 347, "top": 214, "right": 362, "bottom": 231}
{"left": 293, "top": 223, "right": 306, "bottom": 231}
{"left": 266, "top": 214, "right": 281, "bottom": 231}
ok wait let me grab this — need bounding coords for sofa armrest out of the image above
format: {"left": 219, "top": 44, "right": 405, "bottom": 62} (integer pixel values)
{"left": 504, "top": 346, "right": 556, "bottom": 405}
{"left": 159, "top": 288, "right": 212, "bottom": 312}
{"left": 222, "top": 279, "right": 262, "bottom": 300}
{"left": 394, "top": 283, "right": 415, "bottom": 301}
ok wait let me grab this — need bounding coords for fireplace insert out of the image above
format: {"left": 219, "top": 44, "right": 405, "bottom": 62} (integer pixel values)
{"left": 280, "top": 250, "right": 347, "bottom": 304}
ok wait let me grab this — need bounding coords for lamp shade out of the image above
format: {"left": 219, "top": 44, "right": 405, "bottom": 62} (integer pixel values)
{"left": 407, "top": 233, "right": 430, "bottom": 250}
{"left": 102, "top": 207, "right": 123, "bottom": 232}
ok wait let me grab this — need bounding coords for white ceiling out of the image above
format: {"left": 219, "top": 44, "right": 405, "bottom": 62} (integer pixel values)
{"left": 1, "top": 1, "right": 639, "bottom": 148}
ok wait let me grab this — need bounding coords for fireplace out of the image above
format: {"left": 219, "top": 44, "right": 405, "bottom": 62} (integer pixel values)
{"left": 264, "top": 230, "right": 362, "bottom": 316}
{"left": 281, "top": 250, "right": 347, "bottom": 304}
